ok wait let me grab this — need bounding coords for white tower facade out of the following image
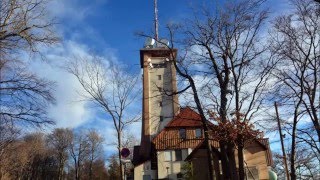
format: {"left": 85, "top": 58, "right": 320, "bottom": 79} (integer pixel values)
{"left": 139, "top": 48, "right": 179, "bottom": 156}
{"left": 134, "top": 2, "right": 180, "bottom": 179}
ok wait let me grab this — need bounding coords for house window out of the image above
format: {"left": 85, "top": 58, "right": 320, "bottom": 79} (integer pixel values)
{"left": 179, "top": 128, "right": 186, "bottom": 139}
{"left": 195, "top": 128, "right": 202, "bottom": 138}
{"left": 160, "top": 116, "right": 164, "bottom": 122}
{"left": 157, "top": 75, "right": 162, "bottom": 80}
{"left": 175, "top": 149, "right": 182, "bottom": 161}
{"left": 164, "top": 151, "right": 171, "bottom": 161}
{"left": 143, "top": 175, "right": 151, "bottom": 180}
{"left": 181, "top": 149, "right": 189, "bottom": 160}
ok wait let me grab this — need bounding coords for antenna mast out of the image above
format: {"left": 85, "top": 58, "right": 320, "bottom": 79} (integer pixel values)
{"left": 154, "top": 0, "right": 159, "bottom": 41}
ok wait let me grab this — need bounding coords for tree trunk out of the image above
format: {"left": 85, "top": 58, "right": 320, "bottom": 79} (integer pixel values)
{"left": 227, "top": 145, "right": 238, "bottom": 180}
{"left": 219, "top": 87, "right": 230, "bottom": 180}
{"left": 191, "top": 81, "right": 215, "bottom": 180}
{"left": 238, "top": 139, "right": 245, "bottom": 180}
{"left": 58, "top": 164, "right": 62, "bottom": 180}
{"left": 290, "top": 116, "right": 297, "bottom": 180}
{"left": 118, "top": 131, "right": 124, "bottom": 180}
{"left": 311, "top": 114, "right": 320, "bottom": 144}
{"left": 204, "top": 135, "right": 215, "bottom": 180}
{"left": 219, "top": 141, "right": 230, "bottom": 180}
{"left": 89, "top": 160, "right": 93, "bottom": 180}
{"left": 75, "top": 161, "right": 79, "bottom": 180}
{"left": 172, "top": 58, "right": 216, "bottom": 180}
{"left": 219, "top": 84, "right": 238, "bottom": 180}
{"left": 213, "top": 151, "right": 221, "bottom": 180}
{"left": 58, "top": 157, "right": 64, "bottom": 180}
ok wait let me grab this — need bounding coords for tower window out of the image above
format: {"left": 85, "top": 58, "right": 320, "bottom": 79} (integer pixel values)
{"left": 159, "top": 101, "right": 162, "bottom": 107}
{"left": 153, "top": 63, "right": 166, "bottom": 68}
{"left": 157, "top": 87, "right": 162, "bottom": 92}
{"left": 157, "top": 75, "right": 162, "bottom": 80}
{"left": 179, "top": 128, "right": 186, "bottom": 139}
{"left": 160, "top": 116, "right": 164, "bottom": 122}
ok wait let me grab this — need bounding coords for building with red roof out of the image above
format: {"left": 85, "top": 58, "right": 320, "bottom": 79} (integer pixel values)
{"left": 133, "top": 42, "right": 272, "bottom": 180}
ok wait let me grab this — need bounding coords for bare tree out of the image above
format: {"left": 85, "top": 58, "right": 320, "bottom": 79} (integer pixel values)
{"left": 86, "top": 129, "right": 104, "bottom": 180}
{"left": 0, "top": 132, "right": 54, "bottom": 180}
{"left": 0, "top": 121, "right": 19, "bottom": 158}
{"left": 67, "top": 56, "right": 140, "bottom": 180}
{"left": 82, "top": 159, "right": 109, "bottom": 180}
{"left": 47, "top": 128, "right": 73, "bottom": 180}
{"left": 0, "top": 0, "right": 59, "bottom": 177}
{"left": 69, "top": 130, "right": 89, "bottom": 180}
{"left": 270, "top": 0, "right": 320, "bottom": 179}
{"left": 108, "top": 154, "right": 121, "bottom": 180}
{"left": 273, "top": 144, "right": 319, "bottom": 180}
{"left": 0, "top": 123, "right": 19, "bottom": 179}
{"left": 0, "top": 0, "right": 58, "bottom": 127}
{"left": 142, "top": 0, "right": 272, "bottom": 179}
{"left": 0, "top": 59, "right": 55, "bottom": 126}
{"left": 0, "top": 0, "right": 59, "bottom": 54}
{"left": 0, "top": 128, "right": 109, "bottom": 179}
{"left": 22, "top": 133, "right": 48, "bottom": 179}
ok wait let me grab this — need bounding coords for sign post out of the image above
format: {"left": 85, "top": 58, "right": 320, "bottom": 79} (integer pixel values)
{"left": 120, "top": 148, "right": 131, "bottom": 180}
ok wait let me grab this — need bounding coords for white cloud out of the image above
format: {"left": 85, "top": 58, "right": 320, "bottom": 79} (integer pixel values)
{"left": 48, "top": 0, "right": 108, "bottom": 22}
{"left": 27, "top": 40, "right": 122, "bottom": 129}
{"left": 27, "top": 42, "right": 93, "bottom": 128}
{"left": 47, "top": 72, "right": 91, "bottom": 128}
{"left": 28, "top": 40, "right": 142, "bottom": 159}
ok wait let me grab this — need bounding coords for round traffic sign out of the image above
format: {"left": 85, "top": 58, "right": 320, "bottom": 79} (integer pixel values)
{"left": 121, "top": 148, "right": 130, "bottom": 158}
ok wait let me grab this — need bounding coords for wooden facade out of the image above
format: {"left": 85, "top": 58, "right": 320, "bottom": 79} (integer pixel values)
{"left": 153, "top": 128, "right": 220, "bottom": 150}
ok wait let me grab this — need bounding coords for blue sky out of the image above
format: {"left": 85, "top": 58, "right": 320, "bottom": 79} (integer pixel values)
{"left": 27, "top": 0, "right": 293, "bottom": 156}
{"left": 51, "top": 0, "right": 291, "bottom": 65}
{"left": 52, "top": 0, "right": 194, "bottom": 65}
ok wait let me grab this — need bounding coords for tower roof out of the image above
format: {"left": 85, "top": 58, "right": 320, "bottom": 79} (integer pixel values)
{"left": 140, "top": 48, "right": 177, "bottom": 68}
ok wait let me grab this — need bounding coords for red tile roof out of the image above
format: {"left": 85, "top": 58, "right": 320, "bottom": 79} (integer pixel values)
{"left": 152, "top": 107, "right": 218, "bottom": 150}
{"left": 152, "top": 107, "right": 273, "bottom": 166}
{"left": 152, "top": 128, "right": 218, "bottom": 150}
{"left": 166, "top": 107, "right": 203, "bottom": 127}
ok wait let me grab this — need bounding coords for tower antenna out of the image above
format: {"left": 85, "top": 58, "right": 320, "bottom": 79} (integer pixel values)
{"left": 154, "top": 0, "right": 159, "bottom": 41}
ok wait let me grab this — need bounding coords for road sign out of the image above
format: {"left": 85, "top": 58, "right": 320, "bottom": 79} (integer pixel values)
{"left": 121, "top": 148, "right": 130, "bottom": 158}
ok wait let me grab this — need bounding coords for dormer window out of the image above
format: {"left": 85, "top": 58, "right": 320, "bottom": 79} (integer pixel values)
{"left": 179, "top": 128, "right": 186, "bottom": 139}
{"left": 195, "top": 128, "right": 202, "bottom": 138}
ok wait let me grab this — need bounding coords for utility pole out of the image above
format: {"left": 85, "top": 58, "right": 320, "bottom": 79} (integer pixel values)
{"left": 274, "top": 102, "right": 290, "bottom": 180}
{"left": 154, "top": 0, "right": 159, "bottom": 41}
